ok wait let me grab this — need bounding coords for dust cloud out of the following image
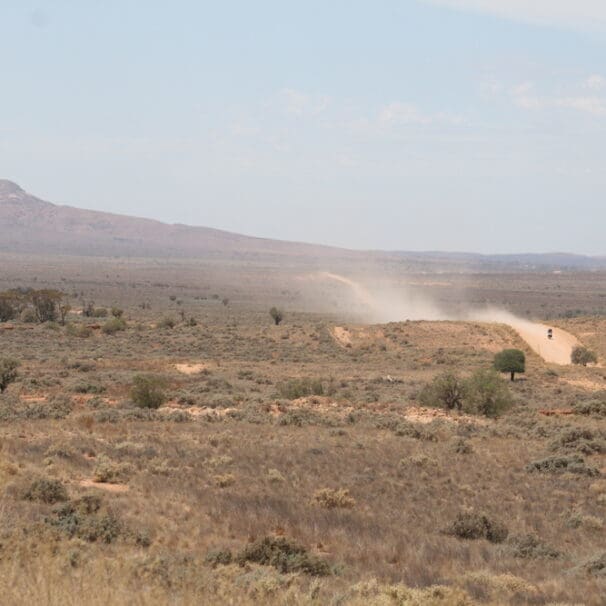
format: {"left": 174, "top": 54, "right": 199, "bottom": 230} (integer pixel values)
{"left": 305, "top": 272, "right": 578, "bottom": 364}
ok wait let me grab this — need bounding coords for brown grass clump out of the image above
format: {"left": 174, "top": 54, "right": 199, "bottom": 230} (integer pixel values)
{"left": 312, "top": 487, "right": 356, "bottom": 509}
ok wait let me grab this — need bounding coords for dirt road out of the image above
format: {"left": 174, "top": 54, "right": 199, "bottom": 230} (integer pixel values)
{"left": 469, "top": 309, "right": 580, "bottom": 365}
{"left": 504, "top": 319, "right": 579, "bottom": 365}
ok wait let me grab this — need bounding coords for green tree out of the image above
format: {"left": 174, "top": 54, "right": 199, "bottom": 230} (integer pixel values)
{"left": 130, "top": 374, "right": 166, "bottom": 409}
{"left": 269, "top": 307, "right": 283, "bottom": 326}
{"left": 419, "top": 372, "right": 466, "bottom": 411}
{"left": 571, "top": 346, "right": 598, "bottom": 367}
{"left": 494, "top": 349, "right": 526, "bottom": 381}
{"left": 464, "top": 369, "right": 513, "bottom": 418}
{"left": 0, "top": 293, "right": 17, "bottom": 322}
{"left": 0, "top": 358, "right": 19, "bottom": 393}
{"left": 30, "top": 289, "right": 64, "bottom": 323}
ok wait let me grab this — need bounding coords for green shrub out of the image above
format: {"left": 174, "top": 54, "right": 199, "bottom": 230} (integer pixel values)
{"left": 575, "top": 551, "right": 606, "bottom": 577}
{"left": 493, "top": 349, "right": 525, "bottom": 381}
{"left": 574, "top": 399, "right": 606, "bottom": 416}
{"left": 549, "top": 428, "right": 606, "bottom": 455}
{"left": 506, "top": 534, "right": 560, "bottom": 559}
{"left": 20, "top": 308, "right": 36, "bottom": 323}
{"left": 65, "top": 323, "right": 93, "bottom": 338}
{"left": 110, "top": 307, "right": 124, "bottom": 318}
{"left": 445, "top": 511, "right": 508, "bottom": 543}
{"left": 419, "top": 372, "right": 465, "bottom": 411}
{"left": 237, "top": 536, "right": 331, "bottom": 576}
{"left": 571, "top": 346, "right": 598, "bottom": 366}
{"left": 102, "top": 318, "right": 126, "bottom": 334}
{"left": 269, "top": 307, "right": 283, "bottom": 326}
{"left": 0, "top": 358, "right": 19, "bottom": 393}
{"left": 92, "top": 307, "right": 108, "bottom": 318}
{"left": 130, "top": 374, "right": 167, "bottom": 409}
{"left": 526, "top": 455, "right": 600, "bottom": 476}
{"left": 463, "top": 369, "right": 513, "bottom": 418}
{"left": 50, "top": 499, "right": 122, "bottom": 544}
{"left": 277, "top": 378, "right": 324, "bottom": 400}
{"left": 205, "top": 549, "right": 233, "bottom": 567}
{"left": 24, "top": 478, "right": 68, "bottom": 504}
{"left": 93, "top": 455, "right": 131, "bottom": 483}
{"left": 0, "top": 295, "right": 16, "bottom": 322}
{"left": 158, "top": 317, "right": 176, "bottom": 329}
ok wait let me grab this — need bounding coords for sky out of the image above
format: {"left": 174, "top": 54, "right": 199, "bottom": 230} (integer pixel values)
{"left": 1, "top": 1, "right": 606, "bottom": 254}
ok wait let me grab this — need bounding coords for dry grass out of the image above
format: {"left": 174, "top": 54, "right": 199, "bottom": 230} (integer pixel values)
{"left": 0, "top": 257, "right": 605, "bottom": 604}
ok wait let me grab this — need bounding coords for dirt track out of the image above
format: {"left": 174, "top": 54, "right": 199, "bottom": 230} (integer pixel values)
{"left": 507, "top": 319, "right": 580, "bottom": 365}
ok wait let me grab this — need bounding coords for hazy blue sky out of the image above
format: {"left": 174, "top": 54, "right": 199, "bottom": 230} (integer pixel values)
{"left": 1, "top": 1, "right": 606, "bottom": 253}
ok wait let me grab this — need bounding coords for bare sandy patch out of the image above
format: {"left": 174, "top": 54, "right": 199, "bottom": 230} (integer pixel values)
{"left": 331, "top": 326, "right": 352, "bottom": 348}
{"left": 20, "top": 395, "right": 47, "bottom": 403}
{"left": 79, "top": 479, "right": 129, "bottom": 493}
{"left": 404, "top": 405, "right": 488, "bottom": 426}
{"left": 175, "top": 362, "right": 208, "bottom": 375}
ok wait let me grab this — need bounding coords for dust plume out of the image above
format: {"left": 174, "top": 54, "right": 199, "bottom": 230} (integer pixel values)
{"left": 306, "top": 271, "right": 448, "bottom": 323}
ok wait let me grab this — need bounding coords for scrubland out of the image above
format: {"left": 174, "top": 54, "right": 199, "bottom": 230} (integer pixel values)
{"left": 0, "top": 255, "right": 605, "bottom": 605}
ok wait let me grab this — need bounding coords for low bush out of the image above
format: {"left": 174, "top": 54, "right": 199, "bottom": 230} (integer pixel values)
{"left": 237, "top": 536, "right": 331, "bottom": 576}
{"left": 312, "top": 488, "right": 356, "bottom": 509}
{"left": 205, "top": 549, "right": 233, "bottom": 567}
{"left": 102, "top": 318, "right": 127, "bottom": 335}
{"left": 0, "top": 358, "right": 19, "bottom": 393}
{"left": 130, "top": 374, "right": 167, "bottom": 409}
{"left": 526, "top": 455, "right": 600, "bottom": 477}
{"left": 506, "top": 534, "right": 560, "bottom": 559}
{"left": 571, "top": 346, "right": 598, "bottom": 366}
{"left": 463, "top": 369, "right": 513, "bottom": 418}
{"left": 49, "top": 498, "right": 123, "bottom": 544}
{"left": 574, "top": 399, "right": 606, "bottom": 417}
{"left": 277, "top": 378, "right": 325, "bottom": 400}
{"left": 549, "top": 428, "right": 606, "bottom": 455}
{"left": 419, "top": 372, "right": 465, "bottom": 411}
{"left": 444, "top": 511, "right": 508, "bottom": 543}
{"left": 23, "top": 478, "right": 69, "bottom": 504}
{"left": 575, "top": 551, "right": 606, "bottom": 577}
{"left": 157, "top": 317, "right": 176, "bottom": 329}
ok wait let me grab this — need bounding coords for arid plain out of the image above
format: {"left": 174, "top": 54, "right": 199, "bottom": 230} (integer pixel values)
{"left": 0, "top": 251, "right": 605, "bottom": 605}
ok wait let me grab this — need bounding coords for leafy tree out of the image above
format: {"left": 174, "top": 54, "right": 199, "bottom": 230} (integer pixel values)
{"left": 130, "top": 374, "right": 166, "bottom": 409}
{"left": 571, "top": 346, "right": 598, "bottom": 367}
{"left": 0, "top": 358, "right": 19, "bottom": 393}
{"left": 494, "top": 349, "right": 526, "bottom": 381}
{"left": 270, "top": 307, "right": 283, "bottom": 326}
{"left": 463, "top": 369, "right": 513, "bottom": 418}
{"left": 58, "top": 303, "right": 71, "bottom": 326}
{"left": 419, "top": 372, "right": 466, "bottom": 411}
{"left": 30, "top": 289, "right": 64, "bottom": 323}
{"left": 0, "top": 293, "right": 17, "bottom": 322}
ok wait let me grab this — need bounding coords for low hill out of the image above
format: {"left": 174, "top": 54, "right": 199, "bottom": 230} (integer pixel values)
{"left": 1, "top": 180, "right": 604, "bottom": 270}
{"left": 0, "top": 180, "right": 358, "bottom": 261}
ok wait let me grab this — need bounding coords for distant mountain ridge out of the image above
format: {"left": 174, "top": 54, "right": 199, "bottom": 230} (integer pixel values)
{"left": 0, "top": 180, "right": 356, "bottom": 260}
{"left": 0, "top": 180, "right": 604, "bottom": 270}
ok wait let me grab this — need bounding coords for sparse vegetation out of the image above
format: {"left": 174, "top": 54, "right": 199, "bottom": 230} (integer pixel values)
{"left": 0, "top": 358, "right": 19, "bottom": 393}
{"left": 0, "top": 263, "right": 604, "bottom": 604}
{"left": 571, "top": 345, "right": 598, "bottom": 366}
{"left": 269, "top": 306, "right": 283, "bottom": 325}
